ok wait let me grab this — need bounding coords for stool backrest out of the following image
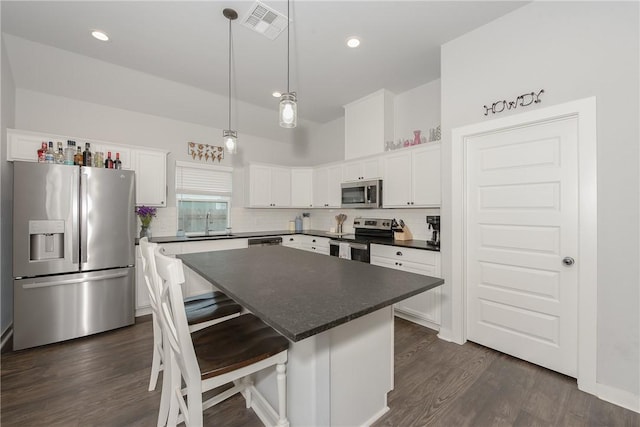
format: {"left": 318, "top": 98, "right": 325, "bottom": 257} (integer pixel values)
{"left": 139, "top": 237, "right": 161, "bottom": 313}
{"left": 154, "top": 247, "right": 201, "bottom": 385}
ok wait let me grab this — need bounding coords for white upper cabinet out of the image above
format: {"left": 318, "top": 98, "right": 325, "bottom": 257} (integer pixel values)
{"left": 383, "top": 143, "right": 441, "bottom": 207}
{"left": 313, "top": 164, "right": 343, "bottom": 208}
{"left": 291, "top": 168, "right": 314, "bottom": 208}
{"left": 382, "top": 151, "right": 413, "bottom": 207}
{"left": 342, "top": 157, "right": 382, "bottom": 182}
{"left": 245, "top": 163, "right": 292, "bottom": 208}
{"left": 7, "top": 128, "right": 168, "bottom": 207}
{"left": 411, "top": 144, "right": 441, "bottom": 206}
{"left": 343, "top": 89, "right": 394, "bottom": 160}
{"left": 132, "top": 149, "right": 167, "bottom": 207}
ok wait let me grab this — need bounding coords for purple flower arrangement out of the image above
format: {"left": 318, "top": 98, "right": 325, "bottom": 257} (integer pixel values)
{"left": 135, "top": 205, "right": 157, "bottom": 227}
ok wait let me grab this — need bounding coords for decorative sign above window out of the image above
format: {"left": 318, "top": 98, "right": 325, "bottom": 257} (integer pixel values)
{"left": 187, "top": 142, "right": 224, "bottom": 162}
{"left": 483, "top": 89, "right": 544, "bottom": 116}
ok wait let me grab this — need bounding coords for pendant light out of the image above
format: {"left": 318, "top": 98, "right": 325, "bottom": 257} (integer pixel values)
{"left": 223, "top": 8, "right": 238, "bottom": 153}
{"left": 279, "top": 0, "right": 297, "bottom": 128}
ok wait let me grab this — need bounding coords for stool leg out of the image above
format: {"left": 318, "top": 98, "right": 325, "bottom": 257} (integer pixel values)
{"left": 276, "top": 363, "right": 289, "bottom": 427}
{"left": 243, "top": 376, "right": 253, "bottom": 409}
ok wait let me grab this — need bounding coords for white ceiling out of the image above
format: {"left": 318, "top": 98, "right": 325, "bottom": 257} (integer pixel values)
{"left": 2, "top": 1, "right": 528, "bottom": 125}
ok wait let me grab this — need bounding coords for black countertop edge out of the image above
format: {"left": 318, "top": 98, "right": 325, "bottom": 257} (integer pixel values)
{"left": 282, "top": 278, "right": 444, "bottom": 341}
{"left": 139, "top": 229, "right": 440, "bottom": 252}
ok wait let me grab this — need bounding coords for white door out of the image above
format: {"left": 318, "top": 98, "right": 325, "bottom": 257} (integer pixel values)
{"left": 466, "top": 116, "right": 579, "bottom": 377}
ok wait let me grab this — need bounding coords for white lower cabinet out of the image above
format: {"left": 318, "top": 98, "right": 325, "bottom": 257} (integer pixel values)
{"left": 135, "top": 238, "right": 248, "bottom": 316}
{"left": 281, "top": 235, "right": 330, "bottom": 255}
{"left": 135, "top": 246, "right": 151, "bottom": 314}
{"left": 370, "top": 244, "right": 441, "bottom": 329}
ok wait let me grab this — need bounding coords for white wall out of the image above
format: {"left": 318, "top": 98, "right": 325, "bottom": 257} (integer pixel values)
{"left": 307, "top": 116, "right": 345, "bottom": 165}
{"left": 394, "top": 79, "right": 441, "bottom": 145}
{"left": 440, "top": 1, "right": 639, "bottom": 399}
{"left": 2, "top": 34, "right": 321, "bottom": 147}
{"left": 1, "top": 33, "right": 16, "bottom": 338}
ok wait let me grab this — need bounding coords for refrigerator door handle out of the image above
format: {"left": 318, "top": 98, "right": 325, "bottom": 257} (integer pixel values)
{"left": 72, "top": 168, "right": 80, "bottom": 264}
{"left": 80, "top": 172, "right": 88, "bottom": 264}
{"left": 21, "top": 271, "right": 129, "bottom": 289}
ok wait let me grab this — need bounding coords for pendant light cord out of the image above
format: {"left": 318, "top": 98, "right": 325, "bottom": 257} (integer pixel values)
{"left": 287, "top": 0, "right": 290, "bottom": 94}
{"left": 228, "top": 16, "right": 232, "bottom": 130}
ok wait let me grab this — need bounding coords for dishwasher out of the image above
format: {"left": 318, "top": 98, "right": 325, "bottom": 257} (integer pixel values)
{"left": 248, "top": 237, "right": 283, "bottom": 247}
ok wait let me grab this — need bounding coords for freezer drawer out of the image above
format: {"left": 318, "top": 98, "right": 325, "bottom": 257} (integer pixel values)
{"left": 13, "top": 267, "right": 135, "bottom": 350}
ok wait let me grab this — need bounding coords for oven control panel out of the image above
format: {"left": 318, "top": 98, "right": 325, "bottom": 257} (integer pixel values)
{"left": 353, "top": 217, "right": 393, "bottom": 230}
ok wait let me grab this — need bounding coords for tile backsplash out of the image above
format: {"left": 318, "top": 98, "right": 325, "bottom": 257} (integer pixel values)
{"left": 149, "top": 206, "right": 439, "bottom": 241}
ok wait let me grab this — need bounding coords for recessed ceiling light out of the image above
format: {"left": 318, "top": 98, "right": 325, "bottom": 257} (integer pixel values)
{"left": 346, "top": 37, "right": 360, "bottom": 48}
{"left": 272, "top": 91, "right": 282, "bottom": 98}
{"left": 91, "top": 30, "right": 109, "bottom": 42}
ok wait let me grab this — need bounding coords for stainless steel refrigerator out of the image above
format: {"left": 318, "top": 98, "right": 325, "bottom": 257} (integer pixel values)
{"left": 13, "top": 161, "right": 136, "bottom": 350}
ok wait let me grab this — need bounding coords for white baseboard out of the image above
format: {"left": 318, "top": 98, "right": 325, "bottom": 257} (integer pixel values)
{"left": 597, "top": 382, "right": 640, "bottom": 414}
{"left": 1, "top": 324, "right": 13, "bottom": 352}
{"left": 248, "top": 384, "right": 281, "bottom": 427}
{"left": 394, "top": 311, "right": 440, "bottom": 331}
{"left": 135, "top": 307, "right": 152, "bottom": 317}
{"left": 360, "top": 405, "right": 389, "bottom": 427}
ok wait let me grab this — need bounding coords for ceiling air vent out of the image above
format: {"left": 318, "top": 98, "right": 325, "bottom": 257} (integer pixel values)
{"left": 241, "top": 1, "right": 289, "bottom": 40}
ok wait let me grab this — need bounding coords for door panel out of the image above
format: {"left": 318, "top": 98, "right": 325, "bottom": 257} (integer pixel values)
{"left": 13, "top": 162, "right": 79, "bottom": 277}
{"left": 466, "top": 117, "right": 578, "bottom": 377}
{"left": 13, "top": 267, "right": 134, "bottom": 350}
{"left": 82, "top": 167, "right": 136, "bottom": 271}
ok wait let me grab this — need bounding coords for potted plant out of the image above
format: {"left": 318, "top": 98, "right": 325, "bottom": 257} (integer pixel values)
{"left": 135, "top": 205, "right": 157, "bottom": 239}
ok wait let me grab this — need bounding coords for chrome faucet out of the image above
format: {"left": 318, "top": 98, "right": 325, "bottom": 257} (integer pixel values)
{"left": 204, "top": 211, "right": 210, "bottom": 236}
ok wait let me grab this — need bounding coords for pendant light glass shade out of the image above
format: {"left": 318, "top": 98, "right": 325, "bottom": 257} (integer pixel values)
{"left": 223, "top": 129, "right": 237, "bottom": 154}
{"left": 279, "top": 92, "right": 297, "bottom": 128}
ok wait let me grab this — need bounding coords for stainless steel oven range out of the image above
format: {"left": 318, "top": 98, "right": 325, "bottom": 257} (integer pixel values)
{"left": 329, "top": 217, "right": 395, "bottom": 263}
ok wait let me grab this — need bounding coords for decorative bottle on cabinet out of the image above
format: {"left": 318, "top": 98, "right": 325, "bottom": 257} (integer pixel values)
{"left": 83, "top": 143, "right": 92, "bottom": 167}
{"left": 114, "top": 153, "right": 122, "bottom": 169}
{"left": 413, "top": 130, "right": 421, "bottom": 146}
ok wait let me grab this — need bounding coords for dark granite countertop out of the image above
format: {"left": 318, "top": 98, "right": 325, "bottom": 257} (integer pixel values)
{"left": 144, "top": 229, "right": 439, "bottom": 252}
{"left": 178, "top": 246, "right": 444, "bottom": 342}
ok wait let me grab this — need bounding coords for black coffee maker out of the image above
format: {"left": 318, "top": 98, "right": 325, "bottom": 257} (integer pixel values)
{"left": 426, "top": 216, "right": 440, "bottom": 248}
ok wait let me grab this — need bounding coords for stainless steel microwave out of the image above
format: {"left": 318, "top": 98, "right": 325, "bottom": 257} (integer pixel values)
{"left": 341, "top": 179, "right": 382, "bottom": 208}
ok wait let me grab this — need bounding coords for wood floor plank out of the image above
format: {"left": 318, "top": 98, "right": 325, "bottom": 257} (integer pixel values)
{"left": 2, "top": 316, "right": 638, "bottom": 427}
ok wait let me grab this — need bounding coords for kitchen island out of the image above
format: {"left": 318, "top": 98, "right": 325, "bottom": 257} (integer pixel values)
{"left": 178, "top": 246, "right": 444, "bottom": 427}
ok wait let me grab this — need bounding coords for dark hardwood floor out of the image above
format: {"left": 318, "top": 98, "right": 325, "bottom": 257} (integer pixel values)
{"left": 2, "top": 317, "right": 638, "bottom": 426}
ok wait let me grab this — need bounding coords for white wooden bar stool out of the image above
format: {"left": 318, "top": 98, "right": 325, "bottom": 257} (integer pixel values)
{"left": 154, "top": 247, "right": 290, "bottom": 427}
{"left": 139, "top": 238, "right": 242, "bottom": 425}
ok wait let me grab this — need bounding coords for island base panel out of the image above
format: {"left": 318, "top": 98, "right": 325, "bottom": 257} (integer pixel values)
{"left": 254, "top": 306, "right": 394, "bottom": 426}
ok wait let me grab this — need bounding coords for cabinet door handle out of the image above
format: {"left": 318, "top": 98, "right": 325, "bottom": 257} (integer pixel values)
{"left": 407, "top": 202, "right": 410, "bottom": 205}
{"left": 396, "top": 251, "right": 403, "bottom": 256}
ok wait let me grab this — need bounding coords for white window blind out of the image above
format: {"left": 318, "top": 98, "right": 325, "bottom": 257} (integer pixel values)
{"left": 175, "top": 161, "right": 233, "bottom": 196}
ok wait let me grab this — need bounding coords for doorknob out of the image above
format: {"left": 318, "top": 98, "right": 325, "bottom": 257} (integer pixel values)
{"left": 562, "top": 257, "right": 575, "bottom": 266}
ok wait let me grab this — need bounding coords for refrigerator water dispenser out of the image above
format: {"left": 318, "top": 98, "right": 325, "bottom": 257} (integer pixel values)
{"left": 29, "top": 220, "right": 65, "bottom": 261}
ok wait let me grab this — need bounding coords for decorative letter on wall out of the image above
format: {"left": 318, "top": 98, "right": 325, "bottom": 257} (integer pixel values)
{"left": 483, "top": 89, "right": 544, "bottom": 116}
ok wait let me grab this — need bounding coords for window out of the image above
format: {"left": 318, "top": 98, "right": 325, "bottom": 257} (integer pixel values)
{"left": 175, "top": 161, "right": 233, "bottom": 235}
